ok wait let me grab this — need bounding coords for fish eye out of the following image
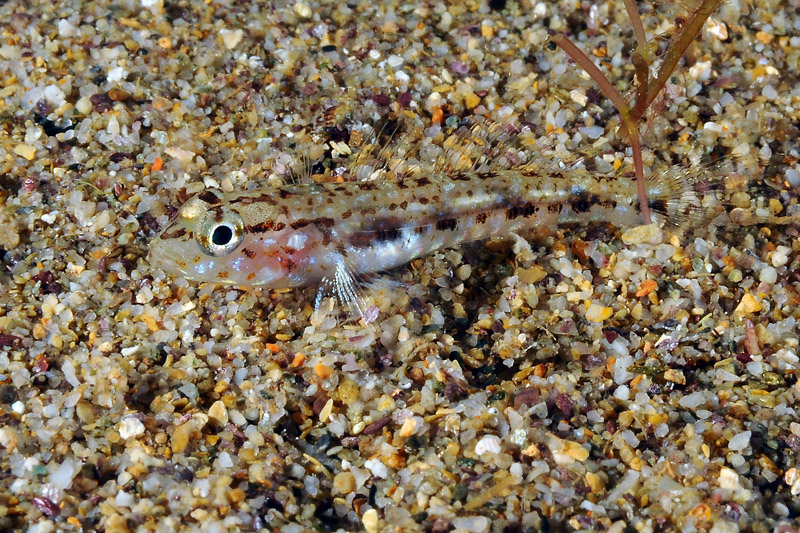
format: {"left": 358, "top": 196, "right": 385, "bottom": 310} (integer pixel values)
{"left": 212, "top": 224, "right": 234, "bottom": 246}
{"left": 197, "top": 207, "right": 245, "bottom": 257}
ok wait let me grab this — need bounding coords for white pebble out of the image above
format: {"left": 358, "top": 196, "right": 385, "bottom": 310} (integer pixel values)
{"left": 387, "top": 54, "right": 404, "bottom": 68}
{"left": 613, "top": 355, "right": 634, "bottom": 385}
{"left": 364, "top": 458, "right": 388, "bottom": 479}
{"left": 474, "top": 434, "right": 502, "bottom": 456}
{"left": 50, "top": 457, "right": 80, "bottom": 489}
{"left": 218, "top": 451, "right": 234, "bottom": 468}
{"left": 121, "top": 346, "right": 140, "bottom": 357}
{"left": 11, "top": 401, "right": 24, "bottom": 415}
{"left": 58, "top": 19, "right": 75, "bottom": 38}
{"left": 772, "top": 250, "right": 789, "bottom": 267}
{"left": 746, "top": 361, "right": 765, "bottom": 377}
{"left": 759, "top": 266, "right": 777, "bottom": 284}
{"left": 43, "top": 85, "right": 66, "bottom": 107}
{"left": 76, "top": 96, "right": 93, "bottom": 115}
{"left": 119, "top": 417, "right": 145, "bottom": 439}
{"left": 115, "top": 490, "right": 134, "bottom": 508}
{"left": 728, "top": 430, "right": 751, "bottom": 451}
{"left": 613, "top": 385, "right": 630, "bottom": 401}
{"left": 729, "top": 453, "right": 746, "bottom": 467}
{"left": 678, "top": 391, "right": 705, "bottom": 409}
{"left": 107, "top": 115, "right": 120, "bottom": 135}
{"left": 762, "top": 85, "right": 778, "bottom": 100}
{"left": 451, "top": 516, "right": 490, "bottom": 533}
{"left": 579, "top": 125, "right": 605, "bottom": 139}
{"left": 621, "top": 430, "right": 639, "bottom": 448}
{"left": 107, "top": 66, "right": 127, "bottom": 83}
{"left": 220, "top": 29, "right": 244, "bottom": 50}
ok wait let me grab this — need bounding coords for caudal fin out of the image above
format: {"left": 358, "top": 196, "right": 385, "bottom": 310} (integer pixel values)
{"left": 645, "top": 162, "right": 733, "bottom": 238}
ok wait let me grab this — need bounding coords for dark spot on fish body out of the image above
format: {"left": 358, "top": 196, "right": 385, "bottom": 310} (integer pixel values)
{"left": 415, "top": 177, "right": 431, "bottom": 186}
{"left": 376, "top": 227, "right": 402, "bottom": 242}
{"left": 435, "top": 218, "right": 458, "bottom": 231}
{"left": 358, "top": 182, "right": 379, "bottom": 191}
{"left": 242, "top": 248, "right": 256, "bottom": 259}
{"left": 419, "top": 197, "right": 429, "bottom": 205}
{"left": 341, "top": 209, "right": 353, "bottom": 219}
{"left": 506, "top": 202, "right": 538, "bottom": 220}
{"left": 400, "top": 201, "right": 408, "bottom": 210}
{"left": 570, "top": 190, "right": 600, "bottom": 213}
{"left": 347, "top": 232, "right": 373, "bottom": 248}
{"left": 475, "top": 212, "right": 488, "bottom": 224}
{"left": 278, "top": 189, "right": 293, "bottom": 199}
{"left": 452, "top": 173, "right": 471, "bottom": 182}
{"left": 198, "top": 190, "right": 222, "bottom": 205}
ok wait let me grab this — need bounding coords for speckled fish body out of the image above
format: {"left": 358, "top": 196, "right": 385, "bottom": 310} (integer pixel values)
{"left": 149, "top": 167, "right": 684, "bottom": 288}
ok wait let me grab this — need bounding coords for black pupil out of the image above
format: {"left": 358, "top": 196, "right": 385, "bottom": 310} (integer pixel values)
{"left": 212, "top": 224, "right": 233, "bottom": 246}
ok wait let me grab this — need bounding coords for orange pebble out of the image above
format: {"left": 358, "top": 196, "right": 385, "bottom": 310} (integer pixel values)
{"left": 432, "top": 108, "right": 444, "bottom": 124}
{"left": 635, "top": 279, "right": 658, "bottom": 298}
{"left": 315, "top": 363, "right": 333, "bottom": 379}
{"left": 265, "top": 343, "right": 280, "bottom": 353}
{"left": 152, "top": 157, "right": 163, "bottom": 172}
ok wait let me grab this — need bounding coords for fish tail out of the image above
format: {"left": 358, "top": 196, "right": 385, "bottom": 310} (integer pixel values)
{"left": 645, "top": 164, "right": 727, "bottom": 237}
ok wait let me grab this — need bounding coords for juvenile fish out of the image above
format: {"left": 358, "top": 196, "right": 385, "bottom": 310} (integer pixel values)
{"left": 148, "top": 162, "right": 707, "bottom": 295}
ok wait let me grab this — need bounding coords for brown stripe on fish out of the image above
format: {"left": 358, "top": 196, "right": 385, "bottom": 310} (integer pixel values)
{"left": 289, "top": 217, "right": 336, "bottom": 230}
{"left": 234, "top": 194, "right": 277, "bottom": 206}
{"left": 160, "top": 227, "right": 190, "bottom": 240}
{"left": 247, "top": 220, "right": 286, "bottom": 233}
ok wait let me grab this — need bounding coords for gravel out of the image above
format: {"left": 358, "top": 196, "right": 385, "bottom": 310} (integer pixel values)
{"left": 1, "top": 0, "right": 800, "bottom": 531}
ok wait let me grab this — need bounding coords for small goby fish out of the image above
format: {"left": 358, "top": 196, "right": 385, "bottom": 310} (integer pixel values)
{"left": 148, "top": 162, "right": 708, "bottom": 293}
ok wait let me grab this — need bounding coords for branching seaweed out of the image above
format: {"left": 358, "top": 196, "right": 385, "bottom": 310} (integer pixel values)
{"left": 550, "top": 0, "right": 722, "bottom": 224}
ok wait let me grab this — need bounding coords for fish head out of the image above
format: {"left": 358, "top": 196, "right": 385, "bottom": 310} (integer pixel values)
{"left": 148, "top": 189, "right": 299, "bottom": 287}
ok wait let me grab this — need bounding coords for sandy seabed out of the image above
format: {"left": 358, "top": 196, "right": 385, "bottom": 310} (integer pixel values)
{"left": 1, "top": 0, "right": 800, "bottom": 531}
